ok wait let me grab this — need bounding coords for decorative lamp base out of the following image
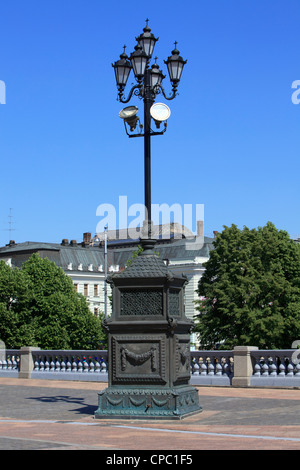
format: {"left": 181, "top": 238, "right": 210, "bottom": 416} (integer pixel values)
{"left": 94, "top": 385, "right": 202, "bottom": 420}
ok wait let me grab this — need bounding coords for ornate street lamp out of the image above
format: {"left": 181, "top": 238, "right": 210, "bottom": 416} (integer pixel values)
{"left": 150, "top": 58, "right": 165, "bottom": 91}
{"left": 112, "top": 19, "right": 187, "bottom": 238}
{"left": 112, "top": 46, "right": 132, "bottom": 94}
{"left": 164, "top": 41, "right": 187, "bottom": 90}
{"left": 95, "top": 22, "right": 202, "bottom": 421}
{"left": 130, "top": 44, "right": 149, "bottom": 81}
{"left": 136, "top": 19, "right": 158, "bottom": 59}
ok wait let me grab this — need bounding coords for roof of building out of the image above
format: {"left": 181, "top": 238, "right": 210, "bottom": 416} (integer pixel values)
{"left": 0, "top": 241, "right": 109, "bottom": 271}
{"left": 0, "top": 235, "right": 214, "bottom": 272}
{"left": 112, "top": 237, "right": 213, "bottom": 268}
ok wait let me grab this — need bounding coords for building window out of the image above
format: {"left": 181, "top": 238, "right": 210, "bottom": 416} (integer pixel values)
{"left": 94, "top": 284, "right": 99, "bottom": 296}
{"left": 84, "top": 284, "right": 89, "bottom": 296}
{"left": 74, "top": 283, "right": 78, "bottom": 292}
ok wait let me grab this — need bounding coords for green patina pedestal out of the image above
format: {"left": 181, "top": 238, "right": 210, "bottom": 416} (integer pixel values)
{"left": 94, "top": 239, "right": 202, "bottom": 420}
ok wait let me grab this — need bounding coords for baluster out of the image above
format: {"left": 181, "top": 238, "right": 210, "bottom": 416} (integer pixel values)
{"left": 89, "top": 361, "right": 95, "bottom": 372}
{"left": 191, "top": 360, "right": 199, "bottom": 375}
{"left": 45, "top": 360, "right": 50, "bottom": 371}
{"left": 78, "top": 361, "right": 83, "bottom": 372}
{"left": 200, "top": 361, "right": 207, "bottom": 376}
{"left": 208, "top": 361, "right": 215, "bottom": 376}
{"left": 39, "top": 360, "right": 45, "bottom": 372}
{"left": 278, "top": 361, "right": 285, "bottom": 376}
{"left": 34, "top": 360, "right": 40, "bottom": 371}
{"left": 61, "top": 360, "right": 66, "bottom": 372}
{"left": 287, "top": 362, "right": 294, "bottom": 377}
{"left": 295, "top": 363, "right": 300, "bottom": 377}
{"left": 254, "top": 363, "right": 261, "bottom": 376}
{"left": 50, "top": 361, "right": 55, "bottom": 372}
{"left": 224, "top": 358, "right": 232, "bottom": 376}
{"left": 101, "top": 360, "right": 107, "bottom": 374}
{"left": 7, "top": 359, "right": 12, "bottom": 370}
{"left": 83, "top": 361, "right": 89, "bottom": 373}
{"left": 269, "top": 360, "right": 277, "bottom": 377}
{"left": 253, "top": 359, "right": 261, "bottom": 376}
{"left": 215, "top": 363, "right": 222, "bottom": 376}
{"left": 223, "top": 360, "right": 229, "bottom": 376}
{"left": 66, "top": 361, "right": 72, "bottom": 372}
{"left": 261, "top": 362, "right": 269, "bottom": 376}
{"left": 72, "top": 361, "right": 78, "bottom": 372}
{"left": 55, "top": 360, "right": 61, "bottom": 372}
{"left": 2, "top": 359, "right": 7, "bottom": 370}
{"left": 95, "top": 361, "right": 101, "bottom": 373}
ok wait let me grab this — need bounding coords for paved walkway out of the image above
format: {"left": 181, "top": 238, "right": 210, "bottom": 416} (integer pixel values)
{"left": 0, "top": 377, "right": 300, "bottom": 450}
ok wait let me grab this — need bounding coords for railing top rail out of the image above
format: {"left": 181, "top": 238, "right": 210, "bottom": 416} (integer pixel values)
{"left": 192, "top": 350, "right": 233, "bottom": 355}
{"left": 30, "top": 350, "right": 108, "bottom": 354}
{"left": 192, "top": 351, "right": 234, "bottom": 361}
{"left": 251, "top": 350, "right": 295, "bottom": 357}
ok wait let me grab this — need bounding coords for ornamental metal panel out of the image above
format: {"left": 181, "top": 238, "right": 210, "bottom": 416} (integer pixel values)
{"left": 120, "top": 289, "right": 163, "bottom": 316}
{"left": 168, "top": 289, "right": 180, "bottom": 316}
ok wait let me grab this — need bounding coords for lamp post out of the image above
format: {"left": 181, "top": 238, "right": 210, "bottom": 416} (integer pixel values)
{"left": 112, "top": 20, "right": 187, "bottom": 238}
{"left": 104, "top": 225, "right": 108, "bottom": 319}
{"left": 95, "top": 21, "right": 202, "bottom": 421}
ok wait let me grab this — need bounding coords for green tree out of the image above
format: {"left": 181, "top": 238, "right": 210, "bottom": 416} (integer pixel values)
{"left": 194, "top": 222, "right": 300, "bottom": 349}
{"left": 0, "top": 254, "right": 107, "bottom": 349}
{"left": 0, "top": 260, "right": 29, "bottom": 347}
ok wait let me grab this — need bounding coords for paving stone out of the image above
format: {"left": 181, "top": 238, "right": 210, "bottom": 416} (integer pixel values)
{"left": 0, "top": 378, "right": 300, "bottom": 450}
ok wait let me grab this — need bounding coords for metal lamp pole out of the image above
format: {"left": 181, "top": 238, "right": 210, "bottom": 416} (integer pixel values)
{"left": 112, "top": 20, "right": 187, "bottom": 239}
{"left": 104, "top": 225, "right": 108, "bottom": 319}
{"left": 143, "top": 66, "right": 153, "bottom": 233}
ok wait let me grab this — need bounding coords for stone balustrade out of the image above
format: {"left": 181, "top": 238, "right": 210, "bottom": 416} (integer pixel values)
{"left": 250, "top": 349, "right": 300, "bottom": 387}
{"left": 0, "top": 349, "right": 20, "bottom": 377}
{"left": 31, "top": 349, "right": 109, "bottom": 381}
{"left": 191, "top": 350, "right": 234, "bottom": 386}
{"left": 1, "top": 346, "right": 300, "bottom": 388}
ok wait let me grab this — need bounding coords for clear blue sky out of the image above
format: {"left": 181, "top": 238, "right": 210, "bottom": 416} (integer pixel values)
{"left": 0, "top": 0, "right": 299, "bottom": 246}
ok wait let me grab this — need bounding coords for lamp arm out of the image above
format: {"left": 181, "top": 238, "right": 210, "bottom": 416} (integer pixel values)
{"left": 155, "top": 83, "right": 178, "bottom": 101}
{"left": 118, "top": 84, "right": 141, "bottom": 103}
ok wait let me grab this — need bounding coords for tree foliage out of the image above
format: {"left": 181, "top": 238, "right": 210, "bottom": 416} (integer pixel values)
{"left": 195, "top": 222, "right": 300, "bottom": 349}
{"left": 125, "top": 245, "right": 144, "bottom": 267}
{"left": 0, "top": 254, "right": 107, "bottom": 349}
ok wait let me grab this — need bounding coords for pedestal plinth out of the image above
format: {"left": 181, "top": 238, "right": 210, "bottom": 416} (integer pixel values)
{"left": 94, "top": 239, "right": 202, "bottom": 420}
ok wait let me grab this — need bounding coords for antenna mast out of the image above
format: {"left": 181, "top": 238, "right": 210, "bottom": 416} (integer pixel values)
{"left": 5, "top": 208, "right": 16, "bottom": 241}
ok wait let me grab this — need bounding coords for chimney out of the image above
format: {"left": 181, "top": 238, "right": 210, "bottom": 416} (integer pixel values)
{"left": 213, "top": 231, "right": 219, "bottom": 238}
{"left": 61, "top": 239, "right": 69, "bottom": 246}
{"left": 83, "top": 232, "right": 91, "bottom": 244}
{"left": 9, "top": 240, "right": 15, "bottom": 245}
{"left": 70, "top": 240, "right": 77, "bottom": 246}
{"left": 197, "top": 220, "right": 204, "bottom": 237}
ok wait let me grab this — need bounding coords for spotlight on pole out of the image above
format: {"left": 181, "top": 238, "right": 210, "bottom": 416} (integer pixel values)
{"left": 119, "top": 106, "right": 140, "bottom": 131}
{"left": 150, "top": 102, "right": 171, "bottom": 128}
